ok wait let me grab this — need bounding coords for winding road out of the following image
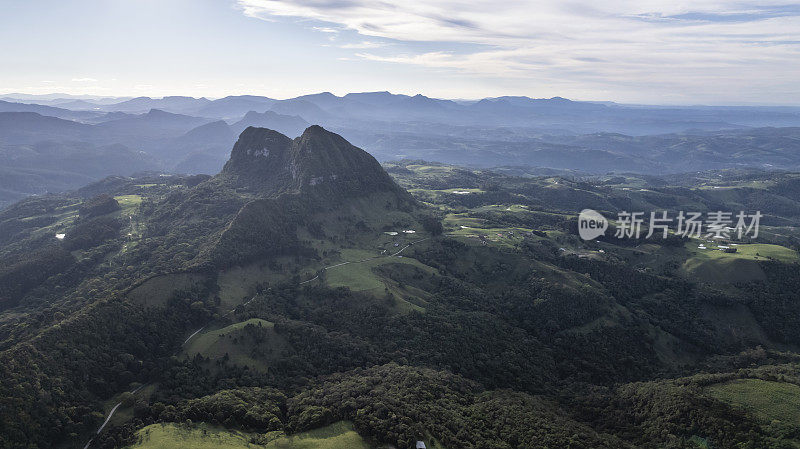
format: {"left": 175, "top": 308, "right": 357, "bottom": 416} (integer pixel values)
{"left": 82, "top": 385, "right": 144, "bottom": 449}
{"left": 300, "top": 236, "right": 432, "bottom": 285}
{"left": 182, "top": 326, "right": 205, "bottom": 345}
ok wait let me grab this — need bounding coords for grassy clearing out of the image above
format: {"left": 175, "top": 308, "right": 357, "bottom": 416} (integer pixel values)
{"left": 707, "top": 379, "right": 800, "bottom": 425}
{"left": 112, "top": 194, "right": 145, "bottom": 249}
{"left": 443, "top": 213, "right": 489, "bottom": 229}
{"left": 439, "top": 187, "right": 484, "bottom": 194}
{"left": 126, "top": 421, "right": 372, "bottom": 449}
{"left": 25, "top": 205, "right": 81, "bottom": 242}
{"left": 473, "top": 204, "right": 529, "bottom": 213}
{"left": 698, "top": 179, "right": 774, "bottom": 190}
{"left": 443, "top": 214, "right": 535, "bottom": 249}
{"left": 320, "top": 248, "right": 437, "bottom": 313}
{"left": 731, "top": 243, "right": 799, "bottom": 263}
{"left": 325, "top": 249, "right": 436, "bottom": 293}
{"left": 406, "top": 187, "right": 485, "bottom": 203}
{"left": 115, "top": 194, "right": 143, "bottom": 212}
{"left": 681, "top": 241, "right": 798, "bottom": 283}
{"left": 597, "top": 236, "right": 797, "bottom": 284}
{"left": 127, "top": 423, "right": 260, "bottom": 449}
{"left": 683, "top": 255, "right": 764, "bottom": 283}
{"left": 404, "top": 164, "right": 456, "bottom": 172}
{"left": 184, "top": 319, "right": 276, "bottom": 371}
{"left": 264, "top": 421, "right": 371, "bottom": 449}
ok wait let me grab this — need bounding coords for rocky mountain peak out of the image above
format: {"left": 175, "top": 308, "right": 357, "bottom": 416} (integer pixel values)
{"left": 220, "top": 125, "right": 403, "bottom": 197}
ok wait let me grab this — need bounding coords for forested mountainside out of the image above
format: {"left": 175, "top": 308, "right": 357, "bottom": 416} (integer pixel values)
{"left": 1, "top": 128, "right": 800, "bottom": 449}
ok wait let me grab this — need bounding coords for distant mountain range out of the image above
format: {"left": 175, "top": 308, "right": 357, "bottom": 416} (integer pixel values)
{"left": 5, "top": 91, "right": 800, "bottom": 132}
{"left": 1, "top": 91, "right": 800, "bottom": 208}
{"left": 0, "top": 99, "right": 102, "bottom": 122}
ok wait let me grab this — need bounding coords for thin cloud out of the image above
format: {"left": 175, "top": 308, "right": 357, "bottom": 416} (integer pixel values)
{"left": 237, "top": 0, "right": 800, "bottom": 100}
{"left": 340, "top": 41, "right": 385, "bottom": 49}
{"left": 312, "top": 26, "right": 340, "bottom": 33}
{"left": 71, "top": 77, "right": 98, "bottom": 82}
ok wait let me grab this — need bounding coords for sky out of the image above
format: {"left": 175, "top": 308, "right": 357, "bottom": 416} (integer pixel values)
{"left": 1, "top": 0, "right": 799, "bottom": 105}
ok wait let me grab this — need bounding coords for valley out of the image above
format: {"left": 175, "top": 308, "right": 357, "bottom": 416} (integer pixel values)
{"left": 1, "top": 127, "right": 800, "bottom": 449}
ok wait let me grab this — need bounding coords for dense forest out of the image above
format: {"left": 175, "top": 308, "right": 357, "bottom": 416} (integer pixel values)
{"left": 1, "top": 130, "right": 800, "bottom": 448}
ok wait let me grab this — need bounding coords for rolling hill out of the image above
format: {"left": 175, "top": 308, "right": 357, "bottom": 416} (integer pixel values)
{"left": 1, "top": 125, "right": 800, "bottom": 449}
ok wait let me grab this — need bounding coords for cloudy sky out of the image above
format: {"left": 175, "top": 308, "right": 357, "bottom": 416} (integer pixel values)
{"left": 1, "top": 0, "right": 799, "bottom": 104}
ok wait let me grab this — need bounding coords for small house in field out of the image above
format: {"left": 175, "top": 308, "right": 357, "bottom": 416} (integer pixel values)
{"left": 416, "top": 441, "right": 427, "bottom": 449}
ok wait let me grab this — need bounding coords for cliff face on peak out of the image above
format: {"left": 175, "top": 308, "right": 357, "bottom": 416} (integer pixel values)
{"left": 134, "top": 125, "right": 420, "bottom": 270}
{"left": 220, "top": 125, "right": 406, "bottom": 199}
